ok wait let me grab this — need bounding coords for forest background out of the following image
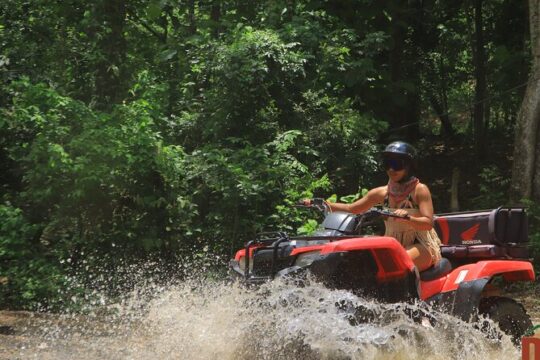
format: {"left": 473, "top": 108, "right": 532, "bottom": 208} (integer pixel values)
{"left": 1, "top": 0, "right": 540, "bottom": 310}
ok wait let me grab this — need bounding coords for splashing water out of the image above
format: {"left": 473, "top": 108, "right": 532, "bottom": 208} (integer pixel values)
{"left": 1, "top": 259, "right": 521, "bottom": 360}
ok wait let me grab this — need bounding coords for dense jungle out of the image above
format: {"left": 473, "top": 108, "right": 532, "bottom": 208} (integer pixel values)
{"left": 1, "top": 0, "right": 540, "bottom": 331}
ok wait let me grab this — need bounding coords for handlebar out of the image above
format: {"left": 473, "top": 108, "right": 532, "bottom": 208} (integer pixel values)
{"left": 296, "top": 200, "right": 410, "bottom": 220}
{"left": 295, "top": 198, "right": 330, "bottom": 215}
{"left": 353, "top": 207, "right": 410, "bottom": 234}
{"left": 361, "top": 207, "right": 410, "bottom": 220}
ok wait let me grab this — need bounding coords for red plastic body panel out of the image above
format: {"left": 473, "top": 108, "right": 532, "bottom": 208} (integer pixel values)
{"left": 419, "top": 260, "right": 535, "bottom": 300}
{"left": 319, "top": 237, "right": 415, "bottom": 281}
{"left": 234, "top": 245, "right": 264, "bottom": 261}
{"left": 419, "top": 277, "right": 448, "bottom": 300}
{"left": 436, "top": 217, "right": 450, "bottom": 245}
{"left": 237, "top": 237, "right": 414, "bottom": 282}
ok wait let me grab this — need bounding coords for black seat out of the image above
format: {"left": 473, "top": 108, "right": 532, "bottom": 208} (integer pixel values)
{"left": 419, "top": 257, "right": 452, "bottom": 281}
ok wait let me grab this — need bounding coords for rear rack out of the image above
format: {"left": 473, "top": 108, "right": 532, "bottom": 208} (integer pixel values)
{"left": 434, "top": 206, "right": 529, "bottom": 247}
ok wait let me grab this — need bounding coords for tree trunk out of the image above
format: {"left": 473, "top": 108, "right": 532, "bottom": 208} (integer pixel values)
{"left": 510, "top": 0, "right": 540, "bottom": 203}
{"left": 237, "top": 0, "right": 256, "bottom": 22}
{"left": 430, "top": 95, "right": 455, "bottom": 138}
{"left": 473, "top": 0, "right": 487, "bottom": 159}
{"left": 163, "top": 13, "right": 178, "bottom": 118}
{"left": 94, "top": 0, "right": 127, "bottom": 108}
{"left": 188, "top": 0, "right": 197, "bottom": 35}
{"left": 450, "top": 167, "right": 460, "bottom": 212}
{"left": 210, "top": 1, "right": 221, "bottom": 38}
{"left": 438, "top": 55, "right": 455, "bottom": 139}
{"left": 388, "top": 2, "right": 421, "bottom": 140}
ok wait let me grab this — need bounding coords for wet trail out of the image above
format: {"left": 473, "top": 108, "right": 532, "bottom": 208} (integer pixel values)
{"left": 0, "top": 277, "right": 526, "bottom": 360}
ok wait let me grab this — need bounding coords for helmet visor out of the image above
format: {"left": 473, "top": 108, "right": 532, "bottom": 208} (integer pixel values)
{"left": 383, "top": 158, "right": 407, "bottom": 171}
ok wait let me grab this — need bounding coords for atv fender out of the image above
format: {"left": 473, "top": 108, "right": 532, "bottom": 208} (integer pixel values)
{"left": 425, "top": 260, "right": 534, "bottom": 321}
{"left": 319, "top": 236, "right": 415, "bottom": 281}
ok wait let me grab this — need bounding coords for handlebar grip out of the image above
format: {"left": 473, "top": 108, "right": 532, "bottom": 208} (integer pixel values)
{"left": 312, "top": 198, "right": 325, "bottom": 206}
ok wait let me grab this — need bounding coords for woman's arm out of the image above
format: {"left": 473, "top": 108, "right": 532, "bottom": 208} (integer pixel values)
{"left": 327, "top": 186, "right": 386, "bottom": 214}
{"left": 394, "top": 183, "right": 434, "bottom": 231}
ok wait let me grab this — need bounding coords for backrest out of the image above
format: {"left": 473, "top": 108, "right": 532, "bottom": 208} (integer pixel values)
{"left": 491, "top": 207, "right": 528, "bottom": 244}
{"left": 434, "top": 207, "right": 528, "bottom": 246}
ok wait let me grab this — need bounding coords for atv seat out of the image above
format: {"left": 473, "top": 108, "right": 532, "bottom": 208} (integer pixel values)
{"left": 419, "top": 257, "right": 452, "bottom": 281}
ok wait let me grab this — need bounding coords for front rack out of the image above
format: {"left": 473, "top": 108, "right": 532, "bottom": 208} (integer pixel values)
{"left": 244, "top": 232, "right": 289, "bottom": 282}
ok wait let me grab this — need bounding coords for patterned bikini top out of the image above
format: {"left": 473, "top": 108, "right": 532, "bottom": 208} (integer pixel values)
{"left": 383, "top": 191, "right": 419, "bottom": 209}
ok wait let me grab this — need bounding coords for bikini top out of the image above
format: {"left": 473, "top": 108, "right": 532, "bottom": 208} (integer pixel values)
{"left": 383, "top": 191, "right": 419, "bottom": 209}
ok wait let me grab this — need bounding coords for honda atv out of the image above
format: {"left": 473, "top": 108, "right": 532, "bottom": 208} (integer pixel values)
{"left": 229, "top": 199, "right": 535, "bottom": 344}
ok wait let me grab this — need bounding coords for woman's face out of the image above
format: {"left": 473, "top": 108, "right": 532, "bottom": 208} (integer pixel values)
{"left": 386, "top": 167, "right": 407, "bottom": 182}
{"left": 383, "top": 157, "right": 408, "bottom": 182}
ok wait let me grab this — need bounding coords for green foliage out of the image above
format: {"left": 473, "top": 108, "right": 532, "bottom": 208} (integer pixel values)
{"left": 471, "top": 165, "right": 511, "bottom": 209}
{"left": 0, "top": 0, "right": 534, "bottom": 309}
{"left": 294, "top": 187, "right": 368, "bottom": 236}
{"left": 340, "top": 188, "right": 368, "bottom": 204}
{"left": 201, "top": 27, "right": 308, "bottom": 144}
{"left": 3, "top": 80, "right": 170, "bottom": 252}
{"left": 0, "top": 203, "right": 68, "bottom": 310}
{"left": 297, "top": 219, "right": 319, "bottom": 235}
{"left": 1, "top": 76, "right": 351, "bottom": 308}
{"left": 0, "top": 203, "right": 37, "bottom": 263}
{"left": 523, "top": 200, "right": 540, "bottom": 268}
{"left": 173, "top": 129, "right": 326, "bottom": 252}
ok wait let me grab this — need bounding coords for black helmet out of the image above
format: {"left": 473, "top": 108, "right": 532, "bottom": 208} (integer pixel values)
{"left": 382, "top": 141, "right": 417, "bottom": 161}
{"left": 382, "top": 141, "right": 418, "bottom": 175}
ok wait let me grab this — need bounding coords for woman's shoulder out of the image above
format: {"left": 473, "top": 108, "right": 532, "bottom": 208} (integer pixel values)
{"left": 415, "top": 182, "right": 431, "bottom": 191}
{"left": 415, "top": 182, "right": 429, "bottom": 191}
{"left": 414, "top": 182, "right": 432, "bottom": 200}
{"left": 371, "top": 185, "right": 388, "bottom": 194}
{"left": 367, "top": 185, "right": 387, "bottom": 200}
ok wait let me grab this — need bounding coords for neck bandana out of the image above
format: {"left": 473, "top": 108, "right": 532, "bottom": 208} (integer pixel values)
{"left": 387, "top": 177, "right": 419, "bottom": 204}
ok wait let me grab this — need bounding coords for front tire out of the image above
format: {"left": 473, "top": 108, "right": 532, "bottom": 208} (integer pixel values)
{"left": 478, "top": 296, "right": 532, "bottom": 346}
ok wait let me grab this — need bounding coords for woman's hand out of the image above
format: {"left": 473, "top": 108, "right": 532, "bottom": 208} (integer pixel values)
{"left": 393, "top": 208, "right": 411, "bottom": 221}
{"left": 298, "top": 199, "right": 312, "bottom": 206}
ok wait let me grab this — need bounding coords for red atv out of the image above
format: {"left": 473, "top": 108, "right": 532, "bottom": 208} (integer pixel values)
{"left": 229, "top": 199, "right": 535, "bottom": 343}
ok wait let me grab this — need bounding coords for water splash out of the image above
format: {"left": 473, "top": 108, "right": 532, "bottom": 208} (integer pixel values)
{"left": 5, "top": 260, "right": 520, "bottom": 360}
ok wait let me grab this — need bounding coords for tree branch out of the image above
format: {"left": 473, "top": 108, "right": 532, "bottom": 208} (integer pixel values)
{"left": 126, "top": 10, "right": 167, "bottom": 43}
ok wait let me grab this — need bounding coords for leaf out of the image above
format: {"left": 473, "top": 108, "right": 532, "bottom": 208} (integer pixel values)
{"left": 159, "top": 49, "right": 177, "bottom": 62}
{"left": 326, "top": 194, "right": 338, "bottom": 203}
{"left": 340, "top": 194, "right": 360, "bottom": 204}
{"left": 297, "top": 219, "right": 318, "bottom": 235}
{"left": 147, "top": 2, "right": 162, "bottom": 20}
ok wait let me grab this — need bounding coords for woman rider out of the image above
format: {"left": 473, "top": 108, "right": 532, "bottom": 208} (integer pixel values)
{"left": 307, "top": 141, "right": 442, "bottom": 271}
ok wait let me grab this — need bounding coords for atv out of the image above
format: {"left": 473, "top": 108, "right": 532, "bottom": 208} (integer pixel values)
{"left": 229, "top": 199, "right": 535, "bottom": 344}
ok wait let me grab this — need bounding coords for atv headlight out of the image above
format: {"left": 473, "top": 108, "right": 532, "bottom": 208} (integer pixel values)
{"left": 295, "top": 251, "right": 321, "bottom": 268}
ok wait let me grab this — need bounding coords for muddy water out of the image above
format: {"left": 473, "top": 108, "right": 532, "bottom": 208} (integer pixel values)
{"left": 0, "top": 276, "right": 526, "bottom": 360}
